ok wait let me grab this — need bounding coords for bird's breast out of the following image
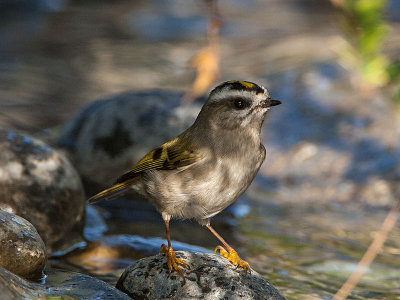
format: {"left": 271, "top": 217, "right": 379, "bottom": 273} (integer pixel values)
{"left": 143, "top": 144, "right": 265, "bottom": 221}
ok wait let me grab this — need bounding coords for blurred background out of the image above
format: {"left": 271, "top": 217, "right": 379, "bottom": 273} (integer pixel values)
{"left": 1, "top": 0, "right": 400, "bottom": 298}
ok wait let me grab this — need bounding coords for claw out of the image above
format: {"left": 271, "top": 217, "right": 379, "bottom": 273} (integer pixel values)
{"left": 160, "top": 244, "right": 188, "bottom": 283}
{"left": 214, "top": 245, "right": 251, "bottom": 274}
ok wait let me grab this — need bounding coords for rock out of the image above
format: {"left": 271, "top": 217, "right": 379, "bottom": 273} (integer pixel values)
{"left": 0, "top": 128, "right": 86, "bottom": 252}
{"left": 116, "top": 251, "right": 286, "bottom": 300}
{"left": 57, "top": 90, "right": 202, "bottom": 185}
{"left": 0, "top": 266, "right": 41, "bottom": 300}
{"left": 0, "top": 265, "right": 131, "bottom": 300}
{"left": 43, "top": 268, "right": 131, "bottom": 300}
{"left": 0, "top": 210, "right": 47, "bottom": 280}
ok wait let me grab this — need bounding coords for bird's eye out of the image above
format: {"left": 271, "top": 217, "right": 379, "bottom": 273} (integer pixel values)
{"left": 233, "top": 98, "right": 247, "bottom": 110}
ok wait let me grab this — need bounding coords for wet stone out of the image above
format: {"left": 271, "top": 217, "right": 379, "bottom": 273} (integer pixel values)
{"left": 0, "top": 128, "right": 85, "bottom": 252}
{"left": 0, "top": 265, "right": 131, "bottom": 300}
{"left": 116, "top": 251, "right": 286, "bottom": 300}
{"left": 0, "top": 210, "right": 47, "bottom": 280}
{"left": 57, "top": 90, "right": 202, "bottom": 185}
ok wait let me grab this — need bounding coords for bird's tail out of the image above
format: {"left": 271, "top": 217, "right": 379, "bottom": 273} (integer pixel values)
{"left": 87, "top": 178, "right": 137, "bottom": 204}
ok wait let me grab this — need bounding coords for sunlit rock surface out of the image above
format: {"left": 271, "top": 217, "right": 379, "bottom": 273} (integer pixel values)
{"left": 0, "top": 128, "right": 85, "bottom": 252}
{"left": 116, "top": 251, "right": 286, "bottom": 300}
{"left": 57, "top": 90, "right": 202, "bottom": 186}
{"left": 0, "top": 210, "right": 47, "bottom": 280}
{"left": 0, "top": 266, "right": 131, "bottom": 300}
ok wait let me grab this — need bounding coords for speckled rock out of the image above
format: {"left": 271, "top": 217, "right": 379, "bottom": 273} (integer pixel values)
{"left": 116, "top": 251, "right": 286, "bottom": 300}
{"left": 0, "top": 265, "right": 131, "bottom": 300}
{"left": 0, "top": 210, "right": 47, "bottom": 280}
{"left": 57, "top": 90, "right": 202, "bottom": 185}
{"left": 0, "top": 128, "right": 85, "bottom": 252}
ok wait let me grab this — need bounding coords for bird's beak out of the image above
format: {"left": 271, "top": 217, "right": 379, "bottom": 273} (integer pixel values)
{"left": 260, "top": 99, "right": 282, "bottom": 108}
{"left": 270, "top": 99, "right": 282, "bottom": 107}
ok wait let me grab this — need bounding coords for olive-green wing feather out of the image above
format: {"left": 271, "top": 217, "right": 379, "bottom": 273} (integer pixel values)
{"left": 87, "top": 137, "right": 199, "bottom": 204}
{"left": 87, "top": 178, "right": 138, "bottom": 204}
{"left": 115, "top": 137, "right": 199, "bottom": 183}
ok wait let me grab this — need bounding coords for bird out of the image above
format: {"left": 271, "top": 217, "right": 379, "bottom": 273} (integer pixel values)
{"left": 87, "top": 80, "right": 281, "bottom": 281}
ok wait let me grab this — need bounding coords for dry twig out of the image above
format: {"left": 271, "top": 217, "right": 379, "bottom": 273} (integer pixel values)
{"left": 333, "top": 199, "right": 400, "bottom": 300}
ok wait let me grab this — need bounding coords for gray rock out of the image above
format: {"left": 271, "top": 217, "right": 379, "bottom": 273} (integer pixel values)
{"left": 0, "top": 128, "right": 86, "bottom": 252}
{"left": 116, "top": 251, "right": 286, "bottom": 300}
{"left": 0, "top": 210, "right": 47, "bottom": 280}
{"left": 57, "top": 90, "right": 202, "bottom": 185}
{"left": 0, "top": 265, "right": 131, "bottom": 300}
{"left": 0, "top": 266, "right": 42, "bottom": 300}
{"left": 44, "top": 268, "right": 131, "bottom": 300}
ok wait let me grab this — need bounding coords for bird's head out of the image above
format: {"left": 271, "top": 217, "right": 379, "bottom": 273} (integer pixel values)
{"left": 197, "top": 80, "right": 281, "bottom": 131}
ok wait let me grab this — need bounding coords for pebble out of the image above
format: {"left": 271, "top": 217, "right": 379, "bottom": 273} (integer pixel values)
{"left": 0, "top": 210, "right": 47, "bottom": 280}
{"left": 0, "top": 265, "right": 131, "bottom": 300}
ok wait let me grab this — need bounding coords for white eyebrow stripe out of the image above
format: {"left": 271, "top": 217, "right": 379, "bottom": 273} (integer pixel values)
{"left": 210, "top": 88, "right": 269, "bottom": 103}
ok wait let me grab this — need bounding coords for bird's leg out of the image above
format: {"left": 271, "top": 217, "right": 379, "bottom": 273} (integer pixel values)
{"left": 160, "top": 214, "right": 188, "bottom": 282}
{"left": 206, "top": 223, "right": 251, "bottom": 274}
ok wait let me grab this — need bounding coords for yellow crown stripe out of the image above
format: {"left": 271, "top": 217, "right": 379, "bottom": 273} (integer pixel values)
{"left": 216, "top": 80, "right": 255, "bottom": 89}
{"left": 238, "top": 81, "right": 255, "bottom": 88}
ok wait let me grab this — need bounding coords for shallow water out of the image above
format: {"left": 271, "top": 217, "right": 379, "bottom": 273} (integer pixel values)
{"left": 47, "top": 183, "right": 400, "bottom": 299}
{"left": 241, "top": 185, "right": 400, "bottom": 299}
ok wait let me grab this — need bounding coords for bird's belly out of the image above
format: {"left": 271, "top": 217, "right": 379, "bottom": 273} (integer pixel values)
{"left": 144, "top": 156, "right": 262, "bottom": 221}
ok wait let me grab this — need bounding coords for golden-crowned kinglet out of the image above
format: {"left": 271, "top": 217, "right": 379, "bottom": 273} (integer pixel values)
{"left": 88, "top": 80, "right": 281, "bottom": 281}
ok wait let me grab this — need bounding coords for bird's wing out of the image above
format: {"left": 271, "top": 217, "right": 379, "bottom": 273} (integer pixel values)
{"left": 87, "top": 137, "right": 200, "bottom": 204}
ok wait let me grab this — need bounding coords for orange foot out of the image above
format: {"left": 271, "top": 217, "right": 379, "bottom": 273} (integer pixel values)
{"left": 160, "top": 244, "right": 188, "bottom": 282}
{"left": 215, "top": 245, "right": 251, "bottom": 274}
